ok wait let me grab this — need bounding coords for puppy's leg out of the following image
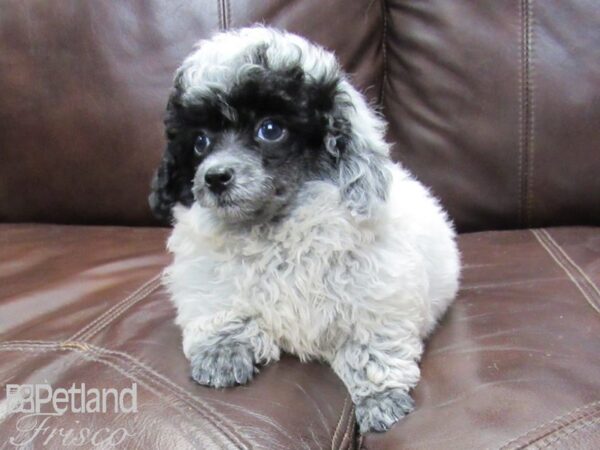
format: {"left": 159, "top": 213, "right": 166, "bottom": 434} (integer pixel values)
{"left": 330, "top": 327, "right": 423, "bottom": 433}
{"left": 182, "top": 313, "right": 279, "bottom": 388}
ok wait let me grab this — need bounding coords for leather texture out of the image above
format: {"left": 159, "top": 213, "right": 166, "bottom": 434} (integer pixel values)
{"left": 1, "top": 1, "right": 599, "bottom": 232}
{"left": 0, "top": 224, "right": 354, "bottom": 449}
{"left": 1, "top": 0, "right": 599, "bottom": 448}
{"left": 1, "top": 225, "right": 599, "bottom": 448}
{"left": 362, "top": 227, "right": 600, "bottom": 450}
{"left": 0, "top": 0, "right": 383, "bottom": 228}
{"left": 384, "top": 0, "right": 600, "bottom": 232}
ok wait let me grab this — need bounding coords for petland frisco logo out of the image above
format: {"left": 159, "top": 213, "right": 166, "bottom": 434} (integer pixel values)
{"left": 5, "top": 383, "right": 137, "bottom": 447}
{"left": 7, "top": 383, "right": 137, "bottom": 414}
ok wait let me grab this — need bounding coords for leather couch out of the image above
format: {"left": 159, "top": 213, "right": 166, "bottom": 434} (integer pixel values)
{"left": 1, "top": 1, "right": 599, "bottom": 449}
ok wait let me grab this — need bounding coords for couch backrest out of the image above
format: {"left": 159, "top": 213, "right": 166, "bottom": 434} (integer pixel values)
{"left": 383, "top": 0, "right": 600, "bottom": 231}
{"left": 1, "top": 0, "right": 598, "bottom": 232}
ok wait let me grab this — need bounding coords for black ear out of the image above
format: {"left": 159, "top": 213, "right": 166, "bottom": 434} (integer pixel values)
{"left": 149, "top": 91, "right": 196, "bottom": 223}
{"left": 148, "top": 138, "right": 195, "bottom": 223}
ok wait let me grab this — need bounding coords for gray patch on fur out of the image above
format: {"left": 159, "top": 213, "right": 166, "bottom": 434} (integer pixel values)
{"left": 355, "top": 388, "right": 415, "bottom": 433}
{"left": 190, "top": 340, "right": 256, "bottom": 388}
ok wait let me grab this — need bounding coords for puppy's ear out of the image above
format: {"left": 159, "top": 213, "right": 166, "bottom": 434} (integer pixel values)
{"left": 148, "top": 95, "right": 195, "bottom": 223}
{"left": 325, "top": 82, "right": 393, "bottom": 218}
{"left": 148, "top": 145, "right": 193, "bottom": 223}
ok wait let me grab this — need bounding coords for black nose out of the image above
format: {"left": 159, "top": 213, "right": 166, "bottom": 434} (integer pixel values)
{"left": 204, "top": 167, "right": 234, "bottom": 193}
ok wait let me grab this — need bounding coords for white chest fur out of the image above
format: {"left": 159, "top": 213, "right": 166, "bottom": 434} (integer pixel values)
{"left": 165, "top": 170, "right": 459, "bottom": 360}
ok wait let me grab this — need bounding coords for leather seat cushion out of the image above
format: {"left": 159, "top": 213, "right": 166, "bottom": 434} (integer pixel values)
{"left": 1, "top": 224, "right": 599, "bottom": 449}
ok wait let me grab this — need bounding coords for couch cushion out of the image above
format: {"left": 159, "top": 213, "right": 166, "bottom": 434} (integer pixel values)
{"left": 0, "top": 224, "right": 354, "bottom": 449}
{"left": 3, "top": 1, "right": 598, "bottom": 233}
{"left": 384, "top": 0, "right": 600, "bottom": 232}
{"left": 363, "top": 227, "right": 600, "bottom": 450}
{"left": 1, "top": 225, "right": 599, "bottom": 449}
{"left": 0, "top": 0, "right": 383, "bottom": 227}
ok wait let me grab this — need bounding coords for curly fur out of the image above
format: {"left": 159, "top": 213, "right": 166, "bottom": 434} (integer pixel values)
{"left": 150, "top": 26, "right": 460, "bottom": 433}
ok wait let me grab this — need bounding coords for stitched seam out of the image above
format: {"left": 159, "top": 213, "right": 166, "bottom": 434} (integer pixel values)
{"left": 378, "top": 0, "right": 388, "bottom": 107}
{"left": 331, "top": 396, "right": 349, "bottom": 449}
{"left": 339, "top": 404, "right": 355, "bottom": 450}
{"left": 517, "top": 0, "right": 525, "bottom": 227}
{"left": 526, "top": 0, "right": 536, "bottom": 226}
{"left": 531, "top": 230, "right": 600, "bottom": 313}
{"left": 69, "top": 274, "right": 162, "bottom": 342}
{"left": 218, "top": 0, "right": 229, "bottom": 31}
{"left": 69, "top": 275, "right": 160, "bottom": 341}
{"left": 536, "top": 415, "right": 600, "bottom": 449}
{"left": 540, "top": 229, "right": 600, "bottom": 311}
{"left": 534, "top": 229, "right": 600, "bottom": 314}
{"left": 539, "top": 229, "right": 600, "bottom": 305}
{"left": 518, "top": 0, "right": 534, "bottom": 227}
{"left": 499, "top": 403, "right": 600, "bottom": 450}
{"left": 217, "top": 0, "right": 223, "bottom": 31}
{"left": 77, "top": 280, "right": 162, "bottom": 342}
{"left": 77, "top": 278, "right": 161, "bottom": 341}
{"left": 225, "top": 0, "right": 231, "bottom": 29}
{"left": 523, "top": 0, "right": 532, "bottom": 227}
{"left": 526, "top": 405, "right": 600, "bottom": 449}
{"left": 498, "top": 400, "right": 600, "bottom": 449}
{"left": 0, "top": 341, "right": 251, "bottom": 449}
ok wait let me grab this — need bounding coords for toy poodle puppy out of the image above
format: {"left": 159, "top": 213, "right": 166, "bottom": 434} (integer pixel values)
{"left": 149, "top": 26, "right": 460, "bottom": 433}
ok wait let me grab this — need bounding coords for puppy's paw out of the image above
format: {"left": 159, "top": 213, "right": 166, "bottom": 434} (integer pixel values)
{"left": 355, "top": 388, "right": 415, "bottom": 434}
{"left": 189, "top": 341, "right": 256, "bottom": 388}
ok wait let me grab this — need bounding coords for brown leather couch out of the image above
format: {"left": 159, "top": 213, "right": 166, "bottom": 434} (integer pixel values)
{"left": 1, "top": 1, "right": 599, "bottom": 449}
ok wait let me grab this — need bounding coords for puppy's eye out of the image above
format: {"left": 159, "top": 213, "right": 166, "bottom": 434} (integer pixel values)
{"left": 194, "top": 133, "right": 211, "bottom": 156}
{"left": 257, "top": 119, "right": 286, "bottom": 142}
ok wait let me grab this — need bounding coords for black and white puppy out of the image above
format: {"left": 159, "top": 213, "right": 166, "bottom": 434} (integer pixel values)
{"left": 149, "top": 27, "right": 460, "bottom": 433}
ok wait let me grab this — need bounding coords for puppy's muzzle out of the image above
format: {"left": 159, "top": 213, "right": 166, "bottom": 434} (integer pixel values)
{"left": 205, "top": 166, "right": 235, "bottom": 194}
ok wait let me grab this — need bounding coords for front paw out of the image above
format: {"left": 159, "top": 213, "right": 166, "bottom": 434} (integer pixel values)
{"left": 189, "top": 341, "right": 256, "bottom": 388}
{"left": 356, "top": 389, "right": 415, "bottom": 433}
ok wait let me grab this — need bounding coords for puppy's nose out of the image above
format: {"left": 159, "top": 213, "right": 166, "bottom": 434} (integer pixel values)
{"left": 205, "top": 167, "right": 235, "bottom": 194}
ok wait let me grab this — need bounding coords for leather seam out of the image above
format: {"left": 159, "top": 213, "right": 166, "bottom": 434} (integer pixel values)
{"left": 68, "top": 273, "right": 162, "bottom": 342}
{"left": 518, "top": 0, "right": 534, "bottom": 227}
{"left": 339, "top": 404, "right": 356, "bottom": 450}
{"left": 526, "top": 0, "right": 536, "bottom": 227}
{"left": 378, "top": 0, "right": 389, "bottom": 106}
{"left": 77, "top": 280, "right": 162, "bottom": 342}
{"left": 217, "top": 0, "right": 229, "bottom": 31}
{"left": 497, "top": 400, "right": 600, "bottom": 449}
{"left": 225, "top": 0, "right": 231, "bottom": 29}
{"left": 331, "top": 396, "right": 349, "bottom": 449}
{"left": 535, "top": 415, "right": 600, "bottom": 449}
{"left": 217, "top": 0, "right": 223, "bottom": 31}
{"left": 517, "top": 0, "right": 525, "bottom": 227}
{"left": 531, "top": 229, "right": 600, "bottom": 315}
{"left": 0, "top": 341, "right": 251, "bottom": 448}
{"left": 539, "top": 229, "right": 600, "bottom": 312}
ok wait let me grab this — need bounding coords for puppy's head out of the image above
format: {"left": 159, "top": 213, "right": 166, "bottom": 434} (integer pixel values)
{"left": 149, "top": 27, "right": 392, "bottom": 225}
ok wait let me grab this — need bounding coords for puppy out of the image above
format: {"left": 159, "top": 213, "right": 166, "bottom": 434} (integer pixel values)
{"left": 149, "top": 27, "right": 460, "bottom": 433}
